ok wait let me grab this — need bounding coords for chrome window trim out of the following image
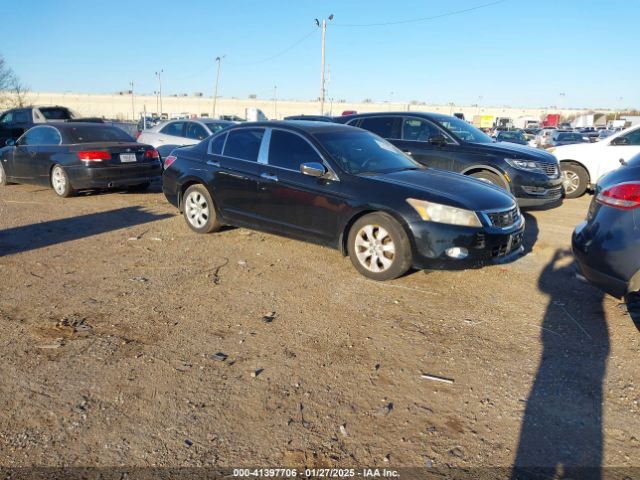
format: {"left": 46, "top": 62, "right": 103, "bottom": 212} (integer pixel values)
{"left": 207, "top": 132, "right": 228, "bottom": 156}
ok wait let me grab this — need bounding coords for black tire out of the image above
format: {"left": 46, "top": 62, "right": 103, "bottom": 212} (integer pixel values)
{"left": 50, "top": 164, "right": 75, "bottom": 198}
{"left": 470, "top": 170, "right": 507, "bottom": 190}
{"left": 560, "top": 162, "right": 589, "bottom": 199}
{"left": 182, "top": 184, "right": 221, "bottom": 234}
{"left": 0, "top": 162, "right": 7, "bottom": 186}
{"left": 127, "top": 182, "right": 151, "bottom": 192}
{"left": 347, "top": 212, "right": 412, "bottom": 281}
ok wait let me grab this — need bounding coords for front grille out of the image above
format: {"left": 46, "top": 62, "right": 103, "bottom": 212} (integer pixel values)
{"left": 487, "top": 206, "right": 520, "bottom": 228}
{"left": 492, "top": 231, "right": 524, "bottom": 257}
{"left": 539, "top": 161, "right": 559, "bottom": 177}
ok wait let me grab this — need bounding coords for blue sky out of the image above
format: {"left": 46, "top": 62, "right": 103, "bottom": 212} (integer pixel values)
{"left": 2, "top": 0, "right": 638, "bottom": 109}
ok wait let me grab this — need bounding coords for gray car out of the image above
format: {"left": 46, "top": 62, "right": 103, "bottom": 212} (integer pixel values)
{"left": 137, "top": 118, "right": 233, "bottom": 158}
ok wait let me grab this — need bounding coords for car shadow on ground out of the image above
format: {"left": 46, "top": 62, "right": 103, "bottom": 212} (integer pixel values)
{"left": 521, "top": 212, "right": 539, "bottom": 255}
{"left": 512, "top": 248, "right": 609, "bottom": 480}
{"left": 0, "top": 206, "right": 171, "bottom": 257}
{"left": 624, "top": 292, "right": 640, "bottom": 331}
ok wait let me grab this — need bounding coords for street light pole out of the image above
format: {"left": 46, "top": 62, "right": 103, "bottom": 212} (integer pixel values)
{"left": 315, "top": 14, "right": 333, "bottom": 115}
{"left": 129, "top": 81, "right": 135, "bottom": 121}
{"left": 273, "top": 85, "right": 278, "bottom": 119}
{"left": 212, "top": 56, "right": 225, "bottom": 119}
{"left": 155, "top": 70, "right": 163, "bottom": 118}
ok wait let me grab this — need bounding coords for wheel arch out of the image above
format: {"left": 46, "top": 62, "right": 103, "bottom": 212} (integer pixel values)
{"left": 460, "top": 165, "right": 510, "bottom": 189}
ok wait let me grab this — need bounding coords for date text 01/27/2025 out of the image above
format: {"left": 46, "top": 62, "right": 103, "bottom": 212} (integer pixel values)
{"left": 232, "top": 468, "right": 400, "bottom": 478}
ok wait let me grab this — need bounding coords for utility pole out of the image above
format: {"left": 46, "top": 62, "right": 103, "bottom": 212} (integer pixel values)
{"left": 155, "top": 69, "right": 163, "bottom": 118}
{"left": 315, "top": 14, "right": 333, "bottom": 115}
{"left": 212, "top": 56, "right": 225, "bottom": 119}
{"left": 273, "top": 85, "right": 278, "bottom": 119}
{"left": 129, "top": 81, "right": 135, "bottom": 121}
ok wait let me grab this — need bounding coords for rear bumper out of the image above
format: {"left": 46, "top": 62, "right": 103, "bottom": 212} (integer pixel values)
{"left": 408, "top": 217, "right": 525, "bottom": 270}
{"left": 67, "top": 163, "right": 162, "bottom": 189}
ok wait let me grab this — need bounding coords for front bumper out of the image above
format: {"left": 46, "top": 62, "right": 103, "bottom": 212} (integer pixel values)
{"left": 509, "top": 170, "right": 564, "bottom": 208}
{"left": 67, "top": 163, "right": 162, "bottom": 190}
{"left": 407, "top": 217, "right": 525, "bottom": 270}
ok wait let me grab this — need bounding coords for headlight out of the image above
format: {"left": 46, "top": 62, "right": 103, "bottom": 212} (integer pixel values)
{"left": 505, "top": 158, "right": 545, "bottom": 173}
{"left": 547, "top": 148, "right": 556, "bottom": 153}
{"left": 407, "top": 198, "right": 482, "bottom": 227}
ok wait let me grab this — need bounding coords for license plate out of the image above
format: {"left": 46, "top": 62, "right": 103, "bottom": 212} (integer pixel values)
{"left": 120, "top": 153, "right": 137, "bottom": 163}
{"left": 509, "top": 231, "right": 523, "bottom": 252}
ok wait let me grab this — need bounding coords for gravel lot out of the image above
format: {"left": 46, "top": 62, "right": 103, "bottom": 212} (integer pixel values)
{"left": 0, "top": 181, "right": 638, "bottom": 476}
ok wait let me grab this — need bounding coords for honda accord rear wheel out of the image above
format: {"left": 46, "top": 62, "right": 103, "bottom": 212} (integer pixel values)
{"left": 51, "top": 165, "right": 74, "bottom": 198}
{"left": 348, "top": 212, "right": 411, "bottom": 281}
{"left": 183, "top": 184, "right": 221, "bottom": 233}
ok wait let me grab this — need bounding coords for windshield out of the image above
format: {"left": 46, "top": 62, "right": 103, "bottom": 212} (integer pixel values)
{"left": 203, "top": 121, "right": 232, "bottom": 134}
{"left": 314, "top": 130, "right": 421, "bottom": 175}
{"left": 432, "top": 116, "right": 493, "bottom": 144}
{"left": 65, "top": 126, "right": 134, "bottom": 143}
{"left": 499, "top": 131, "right": 525, "bottom": 141}
{"left": 558, "top": 133, "right": 583, "bottom": 141}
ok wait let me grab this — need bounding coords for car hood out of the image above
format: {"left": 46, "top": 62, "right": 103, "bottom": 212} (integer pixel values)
{"left": 467, "top": 141, "right": 557, "bottom": 162}
{"left": 365, "top": 169, "right": 516, "bottom": 212}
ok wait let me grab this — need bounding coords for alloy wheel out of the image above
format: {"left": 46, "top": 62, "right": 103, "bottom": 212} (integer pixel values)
{"left": 52, "top": 166, "right": 67, "bottom": 196}
{"left": 562, "top": 170, "right": 580, "bottom": 195}
{"left": 353, "top": 224, "right": 396, "bottom": 273}
{"left": 185, "top": 191, "right": 210, "bottom": 228}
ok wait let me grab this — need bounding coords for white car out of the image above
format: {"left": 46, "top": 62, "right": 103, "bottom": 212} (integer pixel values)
{"left": 137, "top": 118, "right": 233, "bottom": 154}
{"left": 549, "top": 124, "right": 640, "bottom": 198}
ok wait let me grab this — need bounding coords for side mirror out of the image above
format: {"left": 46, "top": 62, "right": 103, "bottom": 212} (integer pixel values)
{"left": 611, "top": 136, "right": 628, "bottom": 146}
{"left": 5, "top": 138, "right": 15, "bottom": 146}
{"left": 428, "top": 134, "right": 447, "bottom": 146}
{"left": 300, "top": 162, "right": 327, "bottom": 177}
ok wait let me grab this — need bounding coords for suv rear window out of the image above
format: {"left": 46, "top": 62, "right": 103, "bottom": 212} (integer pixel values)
{"left": 39, "top": 107, "right": 75, "bottom": 120}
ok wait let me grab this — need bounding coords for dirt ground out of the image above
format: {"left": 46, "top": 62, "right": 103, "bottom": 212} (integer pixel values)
{"left": 0, "top": 181, "right": 638, "bottom": 477}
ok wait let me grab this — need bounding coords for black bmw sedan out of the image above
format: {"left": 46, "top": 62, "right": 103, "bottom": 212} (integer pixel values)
{"left": 335, "top": 112, "right": 564, "bottom": 208}
{"left": 572, "top": 155, "right": 640, "bottom": 298}
{"left": 0, "top": 123, "right": 162, "bottom": 197}
{"left": 162, "top": 122, "right": 525, "bottom": 280}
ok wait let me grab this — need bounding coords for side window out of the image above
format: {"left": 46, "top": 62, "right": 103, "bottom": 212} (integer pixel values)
{"left": 268, "top": 130, "right": 321, "bottom": 171}
{"left": 209, "top": 133, "right": 227, "bottom": 155}
{"left": 359, "top": 117, "right": 400, "bottom": 139}
{"left": 20, "top": 128, "right": 45, "bottom": 146}
{"left": 186, "top": 122, "right": 208, "bottom": 140}
{"left": 39, "top": 128, "right": 62, "bottom": 145}
{"left": 0, "top": 112, "right": 13, "bottom": 124}
{"left": 619, "top": 129, "right": 640, "bottom": 146}
{"left": 14, "top": 111, "right": 30, "bottom": 123}
{"left": 402, "top": 118, "right": 440, "bottom": 142}
{"left": 160, "top": 121, "right": 185, "bottom": 137}
{"left": 223, "top": 128, "right": 264, "bottom": 161}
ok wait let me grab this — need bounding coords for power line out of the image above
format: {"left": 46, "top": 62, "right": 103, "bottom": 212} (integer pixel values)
{"left": 332, "top": 0, "right": 505, "bottom": 27}
{"left": 228, "top": 29, "right": 318, "bottom": 66}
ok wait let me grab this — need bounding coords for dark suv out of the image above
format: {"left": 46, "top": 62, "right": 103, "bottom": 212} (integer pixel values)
{"left": 0, "top": 106, "right": 77, "bottom": 145}
{"left": 335, "top": 112, "right": 564, "bottom": 208}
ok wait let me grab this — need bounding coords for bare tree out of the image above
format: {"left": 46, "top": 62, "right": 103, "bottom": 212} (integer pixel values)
{"left": 0, "top": 55, "right": 30, "bottom": 109}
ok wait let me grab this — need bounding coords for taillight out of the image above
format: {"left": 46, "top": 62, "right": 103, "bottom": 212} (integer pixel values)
{"left": 144, "top": 149, "right": 160, "bottom": 160}
{"left": 78, "top": 151, "right": 111, "bottom": 162}
{"left": 164, "top": 155, "right": 177, "bottom": 169}
{"left": 596, "top": 182, "right": 640, "bottom": 210}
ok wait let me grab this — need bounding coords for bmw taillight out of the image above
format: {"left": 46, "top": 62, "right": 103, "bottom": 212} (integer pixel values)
{"left": 164, "top": 155, "right": 177, "bottom": 169}
{"left": 596, "top": 182, "right": 640, "bottom": 210}
{"left": 78, "top": 151, "right": 111, "bottom": 162}
{"left": 144, "top": 149, "right": 160, "bottom": 160}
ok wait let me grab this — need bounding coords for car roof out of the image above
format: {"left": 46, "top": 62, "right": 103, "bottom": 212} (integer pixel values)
{"left": 229, "top": 120, "right": 356, "bottom": 135}
{"left": 340, "top": 111, "right": 458, "bottom": 121}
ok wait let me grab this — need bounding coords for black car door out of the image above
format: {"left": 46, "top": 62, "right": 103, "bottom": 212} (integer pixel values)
{"left": 11, "top": 127, "right": 44, "bottom": 182}
{"left": 212, "top": 127, "right": 266, "bottom": 225}
{"left": 391, "top": 116, "right": 457, "bottom": 171}
{"left": 253, "top": 128, "right": 345, "bottom": 244}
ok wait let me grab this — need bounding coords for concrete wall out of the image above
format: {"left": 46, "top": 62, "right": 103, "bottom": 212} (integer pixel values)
{"left": 4, "top": 91, "right": 613, "bottom": 122}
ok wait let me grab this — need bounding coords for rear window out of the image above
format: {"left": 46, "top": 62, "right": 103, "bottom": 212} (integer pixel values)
{"left": 65, "top": 126, "right": 134, "bottom": 143}
{"left": 39, "top": 107, "right": 75, "bottom": 120}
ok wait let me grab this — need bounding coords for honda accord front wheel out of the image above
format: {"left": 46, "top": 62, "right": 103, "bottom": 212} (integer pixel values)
{"left": 348, "top": 212, "right": 412, "bottom": 281}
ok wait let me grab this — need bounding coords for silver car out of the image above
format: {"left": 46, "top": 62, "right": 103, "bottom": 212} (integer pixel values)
{"left": 137, "top": 119, "right": 233, "bottom": 156}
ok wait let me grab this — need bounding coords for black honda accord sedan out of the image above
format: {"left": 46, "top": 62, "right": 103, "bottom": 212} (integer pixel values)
{"left": 162, "top": 121, "right": 525, "bottom": 280}
{"left": 572, "top": 155, "right": 640, "bottom": 298}
{"left": 0, "top": 123, "right": 162, "bottom": 197}
{"left": 335, "top": 112, "right": 564, "bottom": 208}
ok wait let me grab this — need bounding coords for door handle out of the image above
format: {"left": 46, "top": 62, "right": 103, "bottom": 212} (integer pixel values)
{"left": 206, "top": 160, "right": 220, "bottom": 167}
{"left": 260, "top": 173, "right": 278, "bottom": 182}
{"left": 402, "top": 150, "right": 413, "bottom": 155}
